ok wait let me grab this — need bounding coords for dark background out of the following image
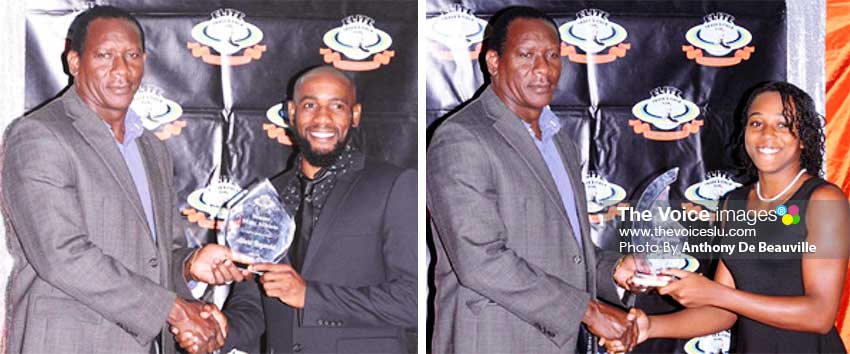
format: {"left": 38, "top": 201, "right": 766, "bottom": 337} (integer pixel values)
{"left": 426, "top": 1, "right": 786, "bottom": 353}
{"left": 25, "top": 1, "right": 417, "bottom": 352}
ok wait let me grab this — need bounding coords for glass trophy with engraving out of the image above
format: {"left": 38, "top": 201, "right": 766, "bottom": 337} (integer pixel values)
{"left": 630, "top": 168, "right": 683, "bottom": 288}
{"left": 223, "top": 179, "right": 295, "bottom": 264}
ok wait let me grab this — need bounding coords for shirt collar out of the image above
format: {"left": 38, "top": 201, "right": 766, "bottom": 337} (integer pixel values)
{"left": 295, "top": 144, "right": 358, "bottom": 182}
{"left": 521, "top": 106, "right": 562, "bottom": 141}
{"left": 124, "top": 109, "right": 144, "bottom": 142}
{"left": 101, "top": 109, "right": 144, "bottom": 144}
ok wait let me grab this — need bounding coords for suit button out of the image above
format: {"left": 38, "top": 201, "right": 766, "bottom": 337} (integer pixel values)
{"left": 573, "top": 255, "right": 582, "bottom": 264}
{"left": 293, "top": 343, "right": 302, "bottom": 352}
{"left": 148, "top": 258, "right": 159, "bottom": 268}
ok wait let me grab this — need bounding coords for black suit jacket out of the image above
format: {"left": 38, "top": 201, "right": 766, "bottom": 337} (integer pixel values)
{"left": 223, "top": 153, "right": 417, "bottom": 354}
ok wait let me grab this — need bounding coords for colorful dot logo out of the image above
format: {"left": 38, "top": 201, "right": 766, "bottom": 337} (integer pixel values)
{"left": 776, "top": 204, "right": 801, "bottom": 225}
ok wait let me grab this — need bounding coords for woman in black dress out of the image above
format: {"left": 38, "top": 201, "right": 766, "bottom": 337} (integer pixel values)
{"left": 617, "top": 82, "right": 850, "bottom": 353}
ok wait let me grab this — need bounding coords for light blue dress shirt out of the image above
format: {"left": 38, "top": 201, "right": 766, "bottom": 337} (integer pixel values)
{"left": 522, "top": 107, "right": 583, "bottom": 249}
{"left": 107, "top": 109, "right": 157, "bottom": 241}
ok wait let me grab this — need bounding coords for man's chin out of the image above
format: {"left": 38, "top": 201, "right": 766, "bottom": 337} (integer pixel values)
{"left": 524, "top": 93, "right": 554, "bottom": 108}
{"left": 105, "top": 98, "right": 135, "bottom": 112}
{"left": 305, "top": 144, "right": 337, "bottom": 155}
{"left": 303, "top": 149, "right": 344, "bottom": 168}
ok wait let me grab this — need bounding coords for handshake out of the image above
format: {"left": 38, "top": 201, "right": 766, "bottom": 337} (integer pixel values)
{"left": 167, "top": 298, "right": 228, "bottom": 354}
{"left": 165, "top": 244, "right": 255, "bottom": 354}
{"left": 162, "top": 244, "right": 309, "bottom": 353}
{"left": 585, "top": 302, "right": 649, "bottom": 354}
{"left": 587, "top": 254, "right": 663, "bottom": 354}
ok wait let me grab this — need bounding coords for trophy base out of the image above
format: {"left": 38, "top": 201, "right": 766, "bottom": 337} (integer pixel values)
{"left": 632, "top": 272, "right": 675, "bottom": 288}
{"left": 233, "top": 261, "right": 264, "bottom": 275}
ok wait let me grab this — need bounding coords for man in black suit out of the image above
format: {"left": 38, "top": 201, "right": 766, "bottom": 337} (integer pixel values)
{"left": 221, "top": 65, "right": 417, "bottom": 353}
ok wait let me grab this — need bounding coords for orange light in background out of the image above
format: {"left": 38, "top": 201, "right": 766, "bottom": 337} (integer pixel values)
{"left": 826, "top": 1, "right": 850, "bottom": 350}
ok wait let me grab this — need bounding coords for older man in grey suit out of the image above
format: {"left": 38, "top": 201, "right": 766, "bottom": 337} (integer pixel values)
{"left": 2, "top": 6, "right": 251, "bottom": 354}
{"left": 428, "top": 6, "right": 641, "bottom": 354}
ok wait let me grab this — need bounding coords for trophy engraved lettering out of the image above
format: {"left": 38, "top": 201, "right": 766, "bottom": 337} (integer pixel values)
{"left": 223, "top": 179, "right": 295, "bottom": 264}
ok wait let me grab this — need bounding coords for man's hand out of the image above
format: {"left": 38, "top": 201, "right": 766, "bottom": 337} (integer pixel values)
{"left": 185, "top": 244, "right": 254, "bottom": 285}
{"left": 172, "top": 304, "right": 228, "bottom": 354}
{"left": 599, "top": 308, "right": 649, "bottom": 354}
{"left": 253, "top": 263, "right": 307, "bottom": 309}
{"left": 583, "top": 300, "right": 638, "bottom": 352}
{"left": 613, "top": 254, "right": 652, "bottom": 294}
{"left": 167, "top": 298, "right": 224, "bottom": 354}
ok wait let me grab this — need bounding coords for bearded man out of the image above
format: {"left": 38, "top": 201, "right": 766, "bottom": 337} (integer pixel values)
{"left": 219, "top": 65, "right": 417, "bottom": 354}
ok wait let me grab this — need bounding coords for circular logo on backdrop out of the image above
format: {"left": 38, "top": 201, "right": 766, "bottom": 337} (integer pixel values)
{"left": 187, "top": 9, "right": 267, "bottom": 66}
{"left": 262, "top": 103, "right": 293, "bottom": 146}
{"left": 584, "top": 172, "right": 627, "bottom": 214}
{"left": 560, "top": 9, "right": 627, "bottom": 54}
{"left": 130, "top": 85, "right": 185, "bottom": 140}
{"left": 684, "top": 330, "right": 731, "bottom": 354}
{"left": 192, "top": 9, "right": 263, "bottom": 56}
{"left": 426, "top": 4, "right": 487, "bottom": 61}
{"left": 559, "top": 9, "right": 630, "bottom": 64}
{"left": 321, "top": 15, "right": 395, "bottom": 71}
{"left": 686, "top": 13, "right": 751, "bottom": 56}
{"left": 183, "top": 178, "right": 244, "bottom": 229}
{"left": 187, "top": 179, "right": 243, "bottom": 217}
{"left": 265, "top": 103, "right": 289, "bottom": 128}
{"left": 426, "top": 5, "right": 486, "bottom": 49}
{"left": 583, "top": 172, "right": 630, "bottom": 224}
{"left": 684, "top": 171, "right": 742, "bottom": 212}
{"left": 630, "top": 87, "right": 703, "bottom": 141}
{"left": 683, "top": 12, "right": 754, "bottom": 67}
{"left": 632, "top": 87, "right": 700, "bottom": 131}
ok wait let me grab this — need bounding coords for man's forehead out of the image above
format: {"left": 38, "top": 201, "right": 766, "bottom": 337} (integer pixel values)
{"left": 86, "top": 18, "right": 142, "bottom": 45}
{"left": 506, "top": 18, "right": 558, "bottom": 42}
{"left": 295, "top": 72, "right": 355, "bottom": 100}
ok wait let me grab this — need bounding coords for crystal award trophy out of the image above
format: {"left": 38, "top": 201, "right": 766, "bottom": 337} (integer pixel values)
{"left": 630, "top": 168, "right": 683, "bottom": 288}
{"left": 223, "top": 179, "right": 295, "bottom": 264}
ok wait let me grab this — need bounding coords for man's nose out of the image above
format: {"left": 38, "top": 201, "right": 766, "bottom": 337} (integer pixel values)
{"left": 313, "top": 105, "right": 333, "bottom": 123}
{"left": 532, "top": 54, "right": 551, "bottom": 76}
{"left": 111, "top": 54, "right": 129, "bottom": 76}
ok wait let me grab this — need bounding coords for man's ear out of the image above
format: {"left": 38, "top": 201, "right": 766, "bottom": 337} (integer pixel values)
{"left": 485, "top": 49, "right": 500, "bottom": 78}
{"left": 67, "top": 50, "right": 80, "bottom": 77}
{"left": 351, "top": 103, "right": 362, "bottom": 128}
{"left": 287, "top": 101, "right": 296, "bottom": 122}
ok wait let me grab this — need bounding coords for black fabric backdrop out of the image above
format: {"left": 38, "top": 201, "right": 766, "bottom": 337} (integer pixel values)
{"left": 426, "top": 1, "right": 786, "bottom": 353}
{"left": 25, "top": 0, "right": 416, "bottom": 246}
{"left": 23, "top": 1, "right": 417, "bottom": 351}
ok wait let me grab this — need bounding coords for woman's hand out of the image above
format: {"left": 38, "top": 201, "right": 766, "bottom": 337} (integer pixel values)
{"left": 658, "top": 268, "right": 726, "bottom": 308}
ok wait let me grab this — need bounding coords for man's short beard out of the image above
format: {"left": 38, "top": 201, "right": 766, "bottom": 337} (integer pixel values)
{"left": 291, "top": 129, "right": 350, "bottom": 169}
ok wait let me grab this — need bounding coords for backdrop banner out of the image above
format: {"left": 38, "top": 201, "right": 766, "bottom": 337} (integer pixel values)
{"left": 20, "top": 1, "right": 417, "bottom": 352}
{"left": 426, "top": 1, "right": 786, "bottom": 353}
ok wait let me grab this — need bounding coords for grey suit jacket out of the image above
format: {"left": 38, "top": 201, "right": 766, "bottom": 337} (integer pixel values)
{"left": 427, "top": 87, "right": 621, "bottom": 354}
{"left": 222, "top": 153, "right": 418, "bottom": 354}
{"left": 1, "top": 88, "right": 195, "bottom": 353}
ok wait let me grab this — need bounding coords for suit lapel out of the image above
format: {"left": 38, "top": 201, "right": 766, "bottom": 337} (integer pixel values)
{"left": 299, "top": 173, "right": 359, "bottom": 275}
{"left": 137, "top": 134, "right": 168, "bottom": 252}
{"left": 553, "top": 130, "right": 597, "bottom": 290}
{"left": 482, "top": 89, "right": 568, "bottom": 220}
{"left": 482, "top": 88, "right": 591, "bottom": 277}
{"left": 63, "top": 90, "right": 153, "bottom": 242}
